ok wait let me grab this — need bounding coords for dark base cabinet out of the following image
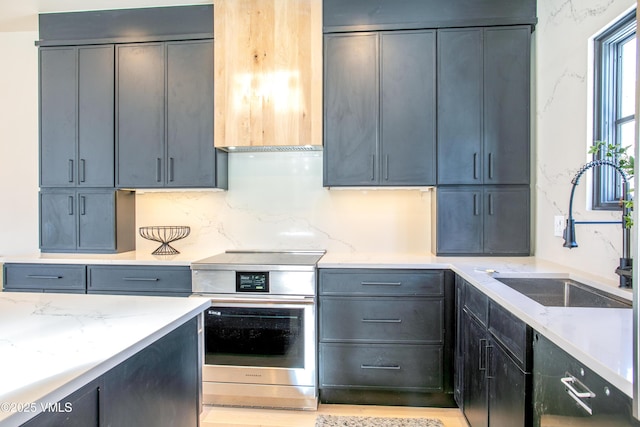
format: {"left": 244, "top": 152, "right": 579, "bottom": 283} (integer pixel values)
{"left": 457, "top": 277, "right": 532, "bottom": 427}
{"left": 533, "top": 333, "right": 640, "bottom": 427}
{"left": 318, "top": 269, "right": 455, "bottom": 407}
{"left": 22, "top": 317, "right": 200, "bottom": 427}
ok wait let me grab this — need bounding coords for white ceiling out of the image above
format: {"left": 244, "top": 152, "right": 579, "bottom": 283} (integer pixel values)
{"left": 0, "top": 0, "right": 212, "bottom": 32}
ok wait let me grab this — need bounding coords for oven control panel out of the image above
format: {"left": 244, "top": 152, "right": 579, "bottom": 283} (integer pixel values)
{"left": 236, "top": 272, "right": 269, "bottom": 293}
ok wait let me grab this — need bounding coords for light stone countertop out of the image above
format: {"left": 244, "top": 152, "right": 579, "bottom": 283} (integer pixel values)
{"left": 0, "top": 292, "right": 211, "bottom": 427}
{"left": 0, "top": 250, "right": 207, "bottom": 266}
{"left": 318, "top": 253, "right": 634, "bottom": 398}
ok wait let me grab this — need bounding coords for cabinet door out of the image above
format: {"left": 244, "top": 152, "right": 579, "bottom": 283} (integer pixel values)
{"left": 40, "top": 191, "right": 77, "bottom": 251}
{"left": 78, "top": 45, "right": 114, "bottom": 187}
{"left": 488, "top": 341, "right": 529, "bottom": 427}
{"left": 483, "top": 27, "right": 530, "bottom": 185}
{"left": 324, "top": 33, "right": 378, "bottom": 186}
{"left": 380, "top": 30, "right": 436, "bottom": 185}
{"left": 484, "top": 187, "right": 530, "bottom": 255}
{"left": 40, "top": 47, "right": 77, "bottom": 187}
{"left": 437, "top": 29, "right": 482, "bottom": 185}
{"left": 462, "top": 310, "right": 489, "bottom": 427}
{"left": 117, "top": 43, "right": 165, "bottom": 187}
{"left": 436, "top": 187, "right": 483, "bottom": 254}
{"left": 166, "top": 40, "right": 216, "bottom": 187}
{"left": 77, "top": 191, "right": 116, "bottom": 252}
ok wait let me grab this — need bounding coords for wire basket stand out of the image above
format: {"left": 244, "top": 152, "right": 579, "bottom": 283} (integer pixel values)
{"left": 139, "top": 226, "right": 191, "bottom": 255}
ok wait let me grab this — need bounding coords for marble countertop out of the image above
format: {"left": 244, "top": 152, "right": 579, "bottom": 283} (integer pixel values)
{"left": 319, "top": 253, "right": 634, "bottom": 398}
{"left": 0, "top": 292, "right": 211, "bottom": 426}
{"left": 0, "top": 250, "right": 203, "bottom": 266}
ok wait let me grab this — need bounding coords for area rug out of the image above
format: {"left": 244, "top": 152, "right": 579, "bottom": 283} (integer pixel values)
{"left": 315, "top": 415, "right": 444, "bottom": 427}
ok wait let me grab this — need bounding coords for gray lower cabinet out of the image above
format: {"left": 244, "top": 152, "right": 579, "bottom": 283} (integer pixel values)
{"left": 533, "top": 332, "right": 638, "bottom": 426}
{"left": 2, "top": 263, "right": 192, "bottom": 297}
{"left": 456, "top": 277, "right": 532, "bottom": 427}
{"left": 437, "top": 26, "right": 530, "bottom": 185}
{"left": 323, "top": 30, "right": 436, "bottom": 187}
{"left": 39, "top": 189, "right": 135, "bottom": 253}
{"left": 21, "top": 317, "right": 199, "bottom": 427}
{"left": 87, "top": 265, "right": 192, "bottom": 296}
{"left": 436, "top": 186, "right": 530, "bottom": 255}
{"left": 117, "top": 39, "right": 227, "bottom": 189}
{"left": 40, "top": 45, "right": 115, "bottom": 188}
{"left": 318, "top": 268, "right": 455, "bottom": 406}
{"left": 3, "top": 263, "right": 86, "bottom": 294}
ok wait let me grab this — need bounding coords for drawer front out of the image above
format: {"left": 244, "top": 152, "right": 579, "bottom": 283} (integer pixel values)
{"left": 87, "top": 265, "right": 191, "bottom": 294}
{"left": 320, "top": 269, "right": 444, "bottom": 296}
{"left": 3, "top": 264, "right": 86, "bottom": 291}
{"left": 320, "top": 343, "right": 443, "bottom": 391}
{"left": 320, "top": 297, "right": 443, "bottom": 343}
{"left": 463, "top": 280, "right": 488, "bottom": 326}
{"left": 489, "top": 300, "right": 530, "bottom": 369}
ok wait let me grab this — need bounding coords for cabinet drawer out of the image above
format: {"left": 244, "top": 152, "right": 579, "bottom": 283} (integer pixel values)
{"left": 320, "top": 297, "right": 443, "bottom": 343}
{"left": 87, "top": 265, "right": 191, "bottom": 295}
{"left": 489, "top": 300, "right": 531, "bottom": 370}
{"left": 3, "top": 264, "right": 86, "bottom": 291}
{"left": 320, "top": 343, "right": 442, "bottom": 391}
{"left": 320, "top": 269, "right": 444, "bottom": 296}
{"left": 463, "top": 280, "right": 488, "bottom": 326}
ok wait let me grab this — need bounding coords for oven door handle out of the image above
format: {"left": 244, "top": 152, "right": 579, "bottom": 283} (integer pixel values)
{"left": 207, "top": 296, "right": 315, "bottom": 305}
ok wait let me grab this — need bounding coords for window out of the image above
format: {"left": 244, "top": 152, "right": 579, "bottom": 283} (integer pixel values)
{"left": 593, "top": 9, "right": 636, "bottom": 210}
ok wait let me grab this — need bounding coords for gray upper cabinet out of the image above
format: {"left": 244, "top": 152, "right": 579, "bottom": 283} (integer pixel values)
{"left": 437, "top": 26, "right": 530, "bottom": 185}
{"left": 117, "top": 40, "right": 226, "bottom": 189}
{"left": 40, "top": 45, "right": 115, "bottom": 188}
{"left": 324, "top": 30, "right": 436, "bottom": 187}
{"left": 40, "top": 189, "right": 135, "bottom": 253}
{"left": 436, "top": 186, "right": 530, "bottom": 255}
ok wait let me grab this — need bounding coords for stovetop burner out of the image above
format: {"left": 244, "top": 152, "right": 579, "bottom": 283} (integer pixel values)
{"left": 192, "top": 250, "right": 326, "bottom": 272}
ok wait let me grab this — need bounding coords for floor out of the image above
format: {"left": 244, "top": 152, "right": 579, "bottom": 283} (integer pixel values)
{"left": 201, "top": 404, "right": 468, "bottom": 427}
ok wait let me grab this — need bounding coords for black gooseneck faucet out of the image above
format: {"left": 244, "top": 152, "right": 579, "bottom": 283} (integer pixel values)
{"left": 563, "top": 159, "right": 632, "bottom": 288}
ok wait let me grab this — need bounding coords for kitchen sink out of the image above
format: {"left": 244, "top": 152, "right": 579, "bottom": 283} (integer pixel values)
{"left": 493, "top": 277, "right": 632, "bottom": 308}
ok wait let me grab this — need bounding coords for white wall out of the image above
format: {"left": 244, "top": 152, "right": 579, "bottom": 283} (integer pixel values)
{"left": 0, "top": 32, "right": 39, "bottom": 255}
{"left": 535, "top": 0, "right": 637, "bottom": 283}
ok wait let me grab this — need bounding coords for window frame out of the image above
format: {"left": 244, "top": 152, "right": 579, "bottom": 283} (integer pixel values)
{"left": 592, "top": 9, "right": 636, "bottom": 210}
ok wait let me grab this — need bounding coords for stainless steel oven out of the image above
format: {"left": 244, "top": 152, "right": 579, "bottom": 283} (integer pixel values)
{"left": 191, "top": 250, "right": 324, "bottom": 411}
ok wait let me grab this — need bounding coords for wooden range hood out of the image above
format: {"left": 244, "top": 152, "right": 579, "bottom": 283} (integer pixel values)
{"left": 213, "top": 0, "right": 322, "bottom": 152}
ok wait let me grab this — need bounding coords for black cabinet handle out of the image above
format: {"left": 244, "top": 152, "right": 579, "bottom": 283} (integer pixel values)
{"left": 360, "top": 281, "right": 402, "bottom": 287}
{"left": 156, "top": 158, "right": 162, "bottom": 182}
{"left": 473, "top": 153, "right": 479, "bottom": 180}
{"left": 68, "top": 196, "right": 74, "bottom": 215}
{"left": 361, "top": 318, "right": 402, "bottom": 323}
{"left": 123, "top": 277, "right": 159, "bottom": 282}
{"left": 68, "top": 159, "right": 74, "bottom": 183}
{"left": 169, "top": 157, "right": 175, "bottom": 182}
{"left": 361, "top": 364, "right": 401, "bottom": 370}
{"left": 371, "top": 154, "right": 375, "bottom": 181}
{"left": 384, "top": 155, "right": 389, "bottom": 181}
{"left": 80, "top": 196, "right": 86, "bottom": 215}
{"left": 27, "top": 275, "right": 62, "bottom": 280}
{"left": 80, "top": 159, "right": 86, "bottom": 182}
{"left": 473, "top": 194, "right": 479, "bottom": 216}
{"left": 479, "top": 338, "right": 487, "bottom": 370}
{"left": 488, "top": 193, "right": 494, "bottom": 216}
{"left": 489, "top": 153, "right": 494, "bottom": 179}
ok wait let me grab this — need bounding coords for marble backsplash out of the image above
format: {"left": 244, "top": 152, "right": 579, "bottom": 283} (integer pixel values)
{"left": 135, "top": 151, "right": 433, "bottom": 256}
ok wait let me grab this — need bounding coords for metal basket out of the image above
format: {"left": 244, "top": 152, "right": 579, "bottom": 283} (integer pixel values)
{"left": 139, "top": 226, "right": 191, "bottom": 255}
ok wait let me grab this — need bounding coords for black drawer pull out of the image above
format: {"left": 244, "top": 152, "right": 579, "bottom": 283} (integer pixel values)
{"left": 361, "top": 364, "right": 401, "bottom": 370}
{"left": 27, "top": 275, "right": 62, "bottom": 280}
{"left": 123, "top": 277, "right": 160, "bottom": 282}
{"left": 361, "top": 318, "right": 402, "bottom": 323}
{"left": 360, "top": 281, "right": 402, "bottom": 287}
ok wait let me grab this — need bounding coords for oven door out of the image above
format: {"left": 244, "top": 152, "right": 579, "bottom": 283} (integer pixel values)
{"left": 203, "top": 295, "right": 316, "bottom": 387}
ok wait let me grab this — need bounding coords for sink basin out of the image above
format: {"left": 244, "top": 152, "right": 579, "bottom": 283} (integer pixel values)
{"left": 493, "top": 277, "right": 632, "bottom": 308}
